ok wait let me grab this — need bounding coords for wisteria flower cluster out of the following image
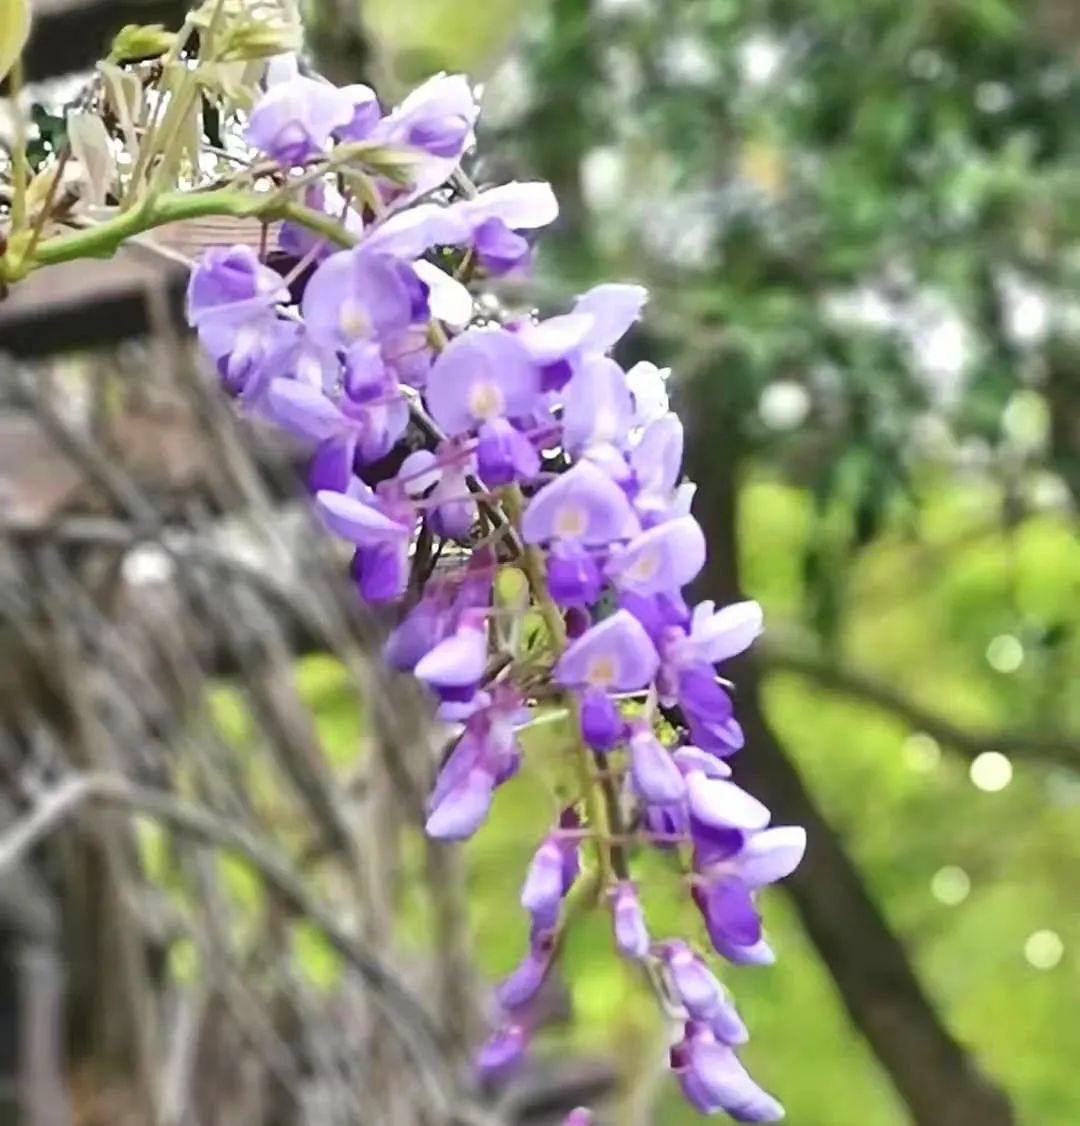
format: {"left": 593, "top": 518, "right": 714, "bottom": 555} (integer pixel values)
{"left": 187, "top": 57, "right": 805, "bottom": 1122}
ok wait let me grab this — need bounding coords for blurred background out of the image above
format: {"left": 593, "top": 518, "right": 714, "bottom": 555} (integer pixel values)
{"left": 4, "top": 0, "right": 1080, "bottom": 1123}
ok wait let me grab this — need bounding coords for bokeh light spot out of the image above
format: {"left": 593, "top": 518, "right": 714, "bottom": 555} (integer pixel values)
{"left": 903, "top": 733, "right": 941, "bottom": 773}
{"left": 1025, "top": 930, "right": 1064, "bottom": 970}
{"left": 986, "top": 634, "right": 1024, "bottom": 673}
{"left": 931, "top": 866, "right": 971, "bottom": 906}
{"left": 970, "top": 751, "right": 1013, "bottom": 792}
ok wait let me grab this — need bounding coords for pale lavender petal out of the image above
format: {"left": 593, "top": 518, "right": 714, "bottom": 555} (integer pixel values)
{"left": 631, "top": 413, "right": 684, "bottom": 498}
{"left": 474, "top": 1023, "right": 526, "bottom": 1081}
{"left": 268, "top": 380, "right": 344, "bottom": 440}
{"left": 711, "top": 993, "right": 750, "bottom": 1046}
{"left": 414, "top": 260, "right": 474, "bottom": 327}
{"left": 672, "top": 746, "right": 732, "bottom": 779}
{"left": 605, "top": 515, "right": 706, "bottom": 596}
{"left": 246, "top": 76, "right": 353, "bottom": 164}
{"left": 460, "top": 181, "right": 558, "bottom": 230}
{"left": 520, "top": 839, "right": 564, "bottom": 920}
{"left": 414, "top": 623, "right": 487, "bottom": 689}
{"left": 686, "top": 775, "right": 771, "bottom": 832}
{"left": 497, "top": 947, "right": 549, "bottom": 1011}
{"left": 612, "top": 883, "right": 650, "bottom": 960}
{"left": 425, "top": 767, "right": 495, "bottom": 840}
{"left": 516, "top": 313, "right": 594, "bottom": 363}
{"left": 573, "top": 283, "right": 648, "bottom": 352}
{"left": 302, "top": 249, "right": 421, "bottom": 351}
{"left": 554, "top": 610, "right": 659, "bottom": 691}
{"left": 338, "top": 83, "right": 381, "bottom": 140}
{"left": 363, "top": 203, "right": 472, "bottom": 258}
{"left": 687, "top": 601, "right": 765, "bottom": 665}
{"left": 521, "top": 460, "right": 638, "bottom": 546}
{"left": 690, "top": 1041, "right": 785, "bottom": 1122}
{"left": 562, "top": 355, "right": 634, "bottom": 454}
{"left": 315, "top": 490, "right": 410, "bottom": 545}
{"left": 629, "top": 728, "right": 686, "bottom": 804}
{"left": 425, "top": 329, "right": 541, "bottom": 436}
{"left": 398, "top": 449, "right": 441, "bottom": 496}
{"left": 714, "top": 936, "right": 776, "bottom": 966}
{"left": 734, "top": 827, "right": 807, "bottom": 889}
{"left": 664, "top": 945, "right": 723, "bottom": 1018}
{"left": 626, "top": 360, "right": 671, "bottom": 425}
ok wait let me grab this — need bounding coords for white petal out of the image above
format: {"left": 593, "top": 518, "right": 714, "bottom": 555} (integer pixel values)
{"left": 414, "top": 260, "right": 474, "bottom": 327}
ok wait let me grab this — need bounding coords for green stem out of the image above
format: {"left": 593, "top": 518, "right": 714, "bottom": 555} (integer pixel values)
{"left": 9, "top": 60, "right": 28, "bottom": 233}
{"left": 2, "top": 190, "right": 356, "bottom": 281}
{"left": 504, "top": 486, "right": 615, "bottom": 889}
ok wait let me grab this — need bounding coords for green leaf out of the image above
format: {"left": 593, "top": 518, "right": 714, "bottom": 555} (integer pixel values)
{"left": 0, "top": 0, "right": 30, "bottom": 84}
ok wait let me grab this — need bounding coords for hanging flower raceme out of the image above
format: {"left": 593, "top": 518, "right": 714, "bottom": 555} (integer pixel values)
{"left": 187, "top": 55, "right": 804, "bottom": 1123}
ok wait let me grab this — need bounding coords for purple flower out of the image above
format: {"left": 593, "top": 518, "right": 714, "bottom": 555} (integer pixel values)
{"left": 628, "top": 724, "right": 686, "bottom": 805}
{"left": 512, "top": 282, "right": 646, "bottom": 395}
{"left": 425, "top": 765, "right": 496, "bottom": 840}
{"left": 563, "top": 1110, "right": 592, "bottom": 1126}
{"left": 672, "top": 1027, "right": 784, "bottom": 1121}
{"left": 458, "top": 182, "right": 558, "bottom": 275}
{"left": 302, "top": 248, "right": 428, "bottom": 352}
{"left": 338, "top": 83, "right": 381, "bottom": 141}
{"left": 472, "top": 218, "right": 531, "bottom": 274}
{"left": 629, "top": 413, "right": 687, "bottom": 525}
{"left": 363, "top": 203, "right": 473, "bottom": 259}
{"left": 186, "top": 245, "right": 288, "bottom": 324}
{"left": 682, "top": 771, "right": 770, "bottom": 833}
{"left": 658, "top": 949, "right": 750, "bottom": 1048}
{"left": 611, "top": 882, "right": 650, "bottom": 959}
{"left": 475, "top": 417, "right": 540, "bottom": 487}
{"left": 203, "top": 314, "right": 300, "bottom": 406}
{"left": 605, "top": 515, "right": 706, "bottom": 597}
{"left": 459, "top": 181, "right": 559, "bottom": 232}
{"left": 313, "top": 485, "right": 413, "bottom": 602}
{"left": 398, "top": 447, "right": 479, "bottom": 543}
{"left": 425, "top": 693, "right": 522, "bottom": 840}
{"left": 414, "top": 610, "right": 488, "bottom": 700}
{"left": 677, "top": 600, "right": 765, "bottom": 667}
{"left": 562, "top": 355, "right": 635, "bottom": 456}
{"left": 515, "top": 312, "right": 597, "bottom": 392}
{"left": 424, "top": 328, "right": 541, "bottom": 438}
{"left": 497, "top": 940, "right": 551, "bottom": 1012}
{"left": 520, "top": 838, "right": 567, "bottom": 927}
{"left": 267, "top": 369, "right": 409, "bottom": 482}
{"left": 246, "top": 73, "right": 353, "bottom": 165}
{"left": 555, "top": 610, "right": 660, "bottom": 692}
{"left": 373, "top": 73, "right": 479, "bottom": 198}
{"left": 578, "top": 687, "right": 623, "bottom": 751}
{"left": 523, "top": 460, "right": 638, "bottom": 549}
{"left": 692, "top": 827, "right": 806, "bottom": 965}
{"left": 475, "top": 1023, "right": 527, "bottom": 1082}
{"left": 547, "top": 542, "right": 604, "bottom": 609}
{"left": 573, "top": 283, "right": 648, "bottom": 353}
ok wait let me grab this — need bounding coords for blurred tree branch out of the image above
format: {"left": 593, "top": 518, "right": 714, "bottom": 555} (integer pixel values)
{"left": 0, "top": 770, "right": 490, "bottom": 1125}
{"left": 756, "top": 632, "right": 1080, "bottom": 769}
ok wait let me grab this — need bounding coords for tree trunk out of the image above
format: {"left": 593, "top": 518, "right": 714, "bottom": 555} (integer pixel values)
{"left": 681, "top": 380, "right": 1014, "bottom": 1126}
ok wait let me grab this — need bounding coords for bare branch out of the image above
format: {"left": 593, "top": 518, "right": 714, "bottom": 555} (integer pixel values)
{"left": 756, "top": 631, "right": 1080, "bottom": 769}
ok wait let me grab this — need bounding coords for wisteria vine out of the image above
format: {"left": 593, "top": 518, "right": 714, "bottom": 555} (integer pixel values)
{"left": 186, "top": 57, "right": 805, "bottom": 1123}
